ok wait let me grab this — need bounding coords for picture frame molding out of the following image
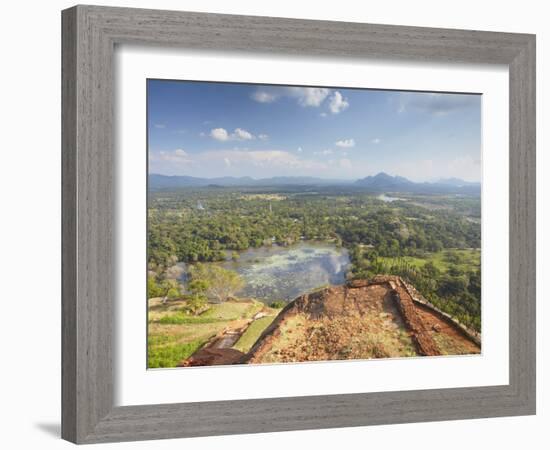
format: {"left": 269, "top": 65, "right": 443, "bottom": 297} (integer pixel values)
{"left": 61, "top": 5, "right": 536, "bottom": 444}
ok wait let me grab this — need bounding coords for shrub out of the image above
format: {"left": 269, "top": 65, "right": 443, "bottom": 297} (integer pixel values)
{"left": 269, "top": 301, "right": 286, "bottom": 309}
{"left": 185, "top": 294, "right": 208, "bottom": 315}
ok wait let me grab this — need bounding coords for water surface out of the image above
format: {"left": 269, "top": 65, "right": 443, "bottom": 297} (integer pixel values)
{"left": 180, "top": 242, "right": 350, "bottom": 303}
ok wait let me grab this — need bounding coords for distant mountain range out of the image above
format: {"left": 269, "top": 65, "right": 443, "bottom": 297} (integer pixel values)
{"left": 434, "top": 177, "right": 481, "bottom": 188}
{"left": 149, "top": 174, "right": 350, "bottom": 188}
{"left": 354, "top": 172, "right": 480, "bottom": 194}
{"left": 149, "top": 172, "right": 480, "bottom": 194}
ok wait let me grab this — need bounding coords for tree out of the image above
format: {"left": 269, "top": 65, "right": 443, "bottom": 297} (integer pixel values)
{"left": 437, "top": 275, "right": 467, "bottom": 297}
{"left": 147, "top": 275, "right": 161, "bottom": 299}
{"left": 147, "top": 276, "right": 182, "bottom": 303}
{"left": 188, "top": 279, "right": 209, "bottom": 295}
{"left": 468, "top": 269, "right": 481, "bottom": 296}
{"left": 189, "top": 263, "right": 245, "bottom": 302}
{"left": 448, "top": 266, "right": 465, "bottom": 277}
{"left": 422, "top": 261, "right": 440, "bottom": 278}
{"left": 186, "top": 295, "right": 208, "bottom": 315}
{"left": 185, "top": 279, "right": 210, "bottom": 315}
{"left": 159, "top": 278, "right": 182, "bottom": 304}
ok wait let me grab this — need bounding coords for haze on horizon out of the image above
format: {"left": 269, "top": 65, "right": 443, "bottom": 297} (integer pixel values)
{"left": 148, "top": 80, "right": 482, "bottom": 183}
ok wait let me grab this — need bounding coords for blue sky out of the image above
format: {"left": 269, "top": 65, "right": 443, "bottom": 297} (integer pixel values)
{"left": 148, "top": 80, "right": 481, "bottom": 182}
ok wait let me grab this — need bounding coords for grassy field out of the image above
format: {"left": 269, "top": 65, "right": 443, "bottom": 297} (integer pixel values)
{"left": 379, "top": 248, "right": 480, "bottom": 274}
{"left": 233, "top": 315, "right": 277, "bottom": 353}
{"left": 148, "top": 298, "right": 279, "bottom": 368}
{"left": 200, "top": 301, "right": 264, "bottom": 320}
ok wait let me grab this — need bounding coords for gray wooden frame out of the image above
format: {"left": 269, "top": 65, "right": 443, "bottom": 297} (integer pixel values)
{"left": 61, "top": 4, "right": 536, "bottom": 444}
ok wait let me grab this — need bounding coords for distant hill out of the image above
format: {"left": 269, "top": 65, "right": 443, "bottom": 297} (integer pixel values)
{"left": 149, "top": 172, "right": 480, "bottom": 194}
{"left": 149, "top": 174, "right": 351, "bottom": 189}
{"left": 354, "top": 172, "right": 415, "bottom": 190}
{"left": 355, "top": 172, "right": 480, "bottom": 194}
{"left": 435, "top": 177, "right": 481, "bottom": 188}
{"left": 149, "top": 174, "right": 253, "bottom": 188}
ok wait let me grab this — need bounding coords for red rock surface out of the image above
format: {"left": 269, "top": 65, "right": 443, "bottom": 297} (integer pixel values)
{"left": 178, "top": 347, "right": 244, "bottom": 367}
{"left": 181, "top": 276, "right": 480, "bottom": 366}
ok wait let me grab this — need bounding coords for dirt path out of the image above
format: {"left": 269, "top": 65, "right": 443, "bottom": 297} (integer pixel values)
{"left": 179, "top": 347, "right": 245, "bottom": 367}
{"left": 179, "top": 320, "right": 254, "bottom": 366}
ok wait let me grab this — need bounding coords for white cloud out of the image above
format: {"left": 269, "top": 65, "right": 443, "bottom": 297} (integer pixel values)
{"left": 335, "top": 138, "right": 355, "bottom": 148}
{"left": 154, "top": 123, "right": 166, "bottom": 129}
{"left": 328, "top": 91, "right": 350, "bottom": 114}
{"left": 320, "top": 112, "right": 327, "bottom": 117}
{"left": 258, "top": 133, "right": 269, "bottom": 141}
{"left": 150, "top": 146, "right": 479, "bottom": 182}
{"left": 390, "top": 154, "right": 480, "bottom": 182}
{"left": 251, "top": 91, "right": 278, "bottom": 103}
{"left": 329, "top": 91, "right": 349, "bottom": 114}
{"left": 251, "top": 87, "right": 330, "bottom": 108}
{"left": 287, "top": 87, "right": 330, "bottom": 107}
{"left": 156, "top": 149, "right": 331, "bottom": 176}
{"left": 371, "top": 138, "right": 381, "bottom": 144}
{"left": 210, "top": 127, "right": 255, "bottom": 141}
{"left": 152, "top": 149, "right": 192, "bottom": 165}
{"left": 207, "top": 150, "right": 327, "bottom": 172}
{"left": 245, "top": 150, "right": 301, "bottom": 167}
{"left": 397, "top": 92, "right": 479, "bottom": 116}
{"left": 233, "top": 128, "right": 254, "bottom": 140}
{"left": 210, "top": 128, "right": 230, "bottom": 141}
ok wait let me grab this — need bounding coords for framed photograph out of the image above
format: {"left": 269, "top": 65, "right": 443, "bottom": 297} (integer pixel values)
{"left": 62, "top": 5, "right": 536, "bottom": 444}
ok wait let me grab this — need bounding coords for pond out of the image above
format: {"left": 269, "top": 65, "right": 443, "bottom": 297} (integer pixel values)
{"left": 179, "top": 242, "right": 350, "bottom": 303}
